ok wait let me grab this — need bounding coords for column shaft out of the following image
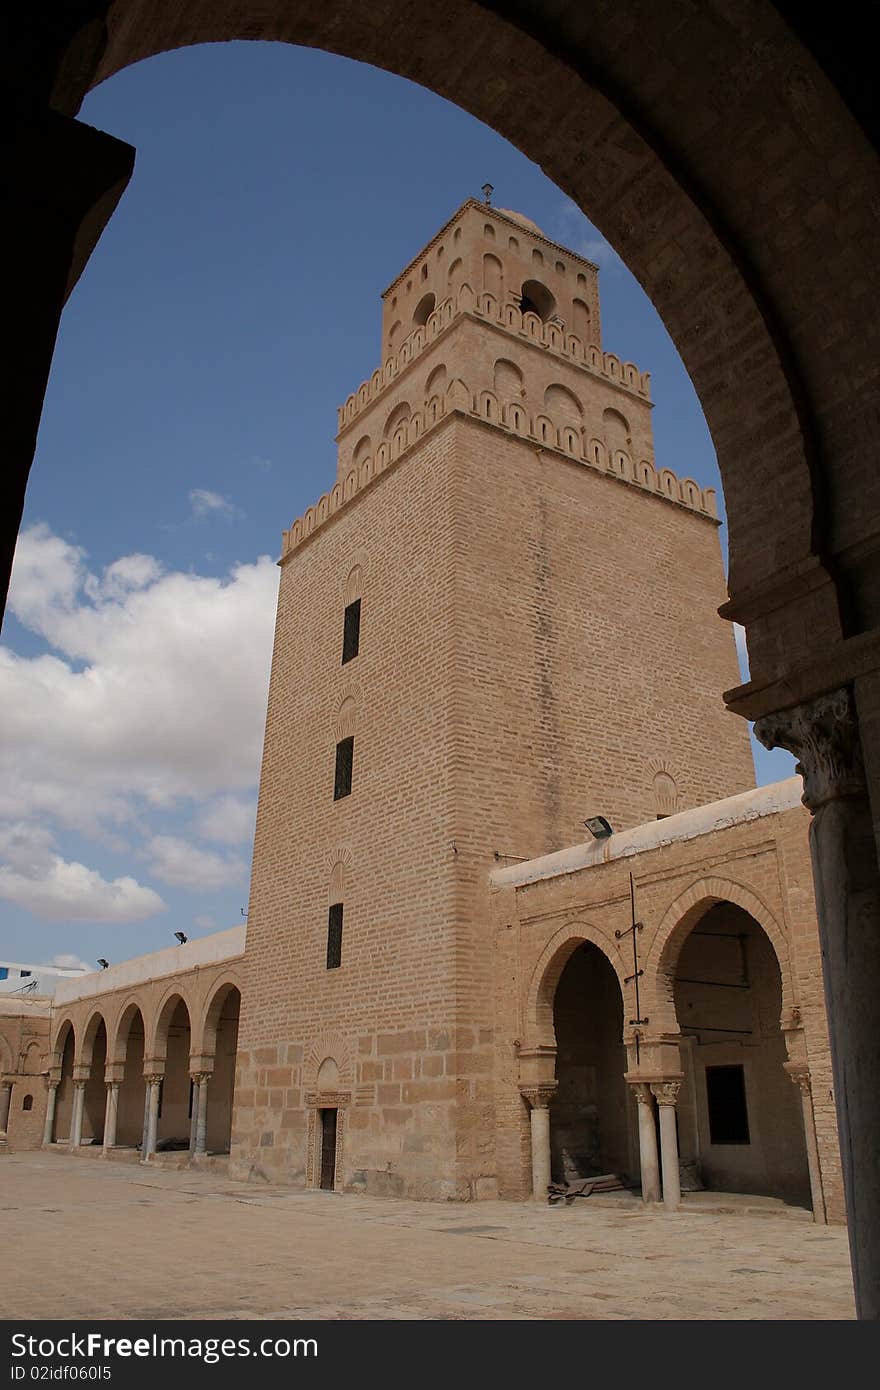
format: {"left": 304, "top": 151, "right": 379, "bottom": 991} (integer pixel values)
{"left": 651, "top": 1082, "right": 682, "bottom": 1211}
{"left": 0, "top": 1083, "right": 12, "bottom": 1133}
{"left": 195, "top": 1074, "right": 210, "bottom": 1155}
{"left": 634, "top": 1085, "right": 661, "bottom": 1203}
{"left": 140, "top": 1083, "right": 151, "bottom": 1155}
{"left": 70, "top": 1082, "right": 85, "bottom": 1148}
{"left": 529, "top": 1105, "right": 551, "bottom": 1200}
{"left": 103, "top": 1082, "right": 119, "bottom": 1152}
{"left": 189, "top": 1078, "right": 200, "bottom": 1153}
{"left": 796, "top": 1078, "right": 826, "bottom": 1225}
{"left": 756, "top": 686, "right": 880, "bottom": 1316}
{"left": 42, "top": 1084, "right": 58, "bottom": 1146}
{"left": 808, "top": 796, "right": 880, "bottom": 1285}
{"left": 143, "top": 1079, "right": 160, "bottom": 1159}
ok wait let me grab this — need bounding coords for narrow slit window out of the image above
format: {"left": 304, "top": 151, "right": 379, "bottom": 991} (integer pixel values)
{"left": 342, "top": 598, "right": 361, "bottom": 664}
{"left": 333, "top": 736, "right": 354, "bottom": 800}
{"left": 327, "top": 902, "right": 343, "bottom": 970}
{"left": 705, "top": 1064, "right": 750, "bottom": 1145}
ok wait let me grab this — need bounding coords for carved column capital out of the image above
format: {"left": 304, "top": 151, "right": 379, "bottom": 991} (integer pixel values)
{"left": 72, "top": 1079, "right": 86, "bottom": 1091}
{"left": 650, "top": 1080, "right": 681, "bottom": 1107}
{"left": 785, "top": 1064, "right": 812, "bottom": 1097}
{"left": 630, "top": 1082, "right": 655, "bottom": 1106}
{"left": 754, "top": 686, "right": 865, "bottom": 810}
{"left": 519, "top": 1083, "right": 557, "bottom": 1110}
{"left": 144, "top": 1073, "right": 163, "bottom": 1087}
{"left": 46, "top": 1078, "right": 60, "bottom": 1092}
{"left": 189, "top": 1071, "right": 212, "bottom": 1085}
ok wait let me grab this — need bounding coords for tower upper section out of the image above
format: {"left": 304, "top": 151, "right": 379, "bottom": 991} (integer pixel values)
{"left": 380, "top": 200, "right": 602, "bottom": 363}
{"left": 281, "top": 199, "right": 719, "bottom": 560}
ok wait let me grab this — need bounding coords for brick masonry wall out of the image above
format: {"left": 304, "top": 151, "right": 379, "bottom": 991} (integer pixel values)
{"left": 0, "top": 1010, "right": 50, "bottom": 1150}
{"left": 235, "top": 394, "right": 755, "bottom": 1198}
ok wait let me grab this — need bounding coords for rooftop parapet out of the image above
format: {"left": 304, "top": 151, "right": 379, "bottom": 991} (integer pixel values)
{"left": 489, "top": 778, "right": 805, "bottom": 891}
{"left": 53, "top": 926, "right": 246, "bottom": 1006}
{"left": 283, "top": 376, "right": 717, "bottom": 562}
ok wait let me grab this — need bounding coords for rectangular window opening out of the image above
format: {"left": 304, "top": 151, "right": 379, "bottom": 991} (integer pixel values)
{"left": 342, "top": 598, "right": 361, "bottom": 664}
{"left": 327, "top": 902, "right": 343, "bottom": 970}
{"left": 705, "top": 1063, "right": 750, "bottom": 1145}
{"left": 333, "top": 736, "right": 354, "bottom": 800}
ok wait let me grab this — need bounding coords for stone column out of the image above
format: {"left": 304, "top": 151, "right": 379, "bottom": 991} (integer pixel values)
{"left": 0, "top": 1082, "right": 12, "bottom": 1134}
{"left": 786, "top": 1066, "right": 827, "bottom": 1224}
{"left": 189, "top": 1076, "right": 200, "bottom": 1153}
{"left": 142, "top": 1076, "right": 162, "bottom": 1160}
{"left": 520, "top": 1084, "right": 556, "bottom": 1200}
{"left": 194, "top": 1073, "right": 211, "bottom": 1156}
{"left": 651, "top": 1081, "right": 682, "bottom": 1211}
{"left": 102, "top": 1081, "right": 119, "bottom": 1153}
{"left": 42, "top": 1081, "right": 58, "bottom": 1146}
{"left": 70, "top": 1080, "right": 85, "bottom": 1148}
{"left": 632, "top": 1083, "right": 661, "bottom": 1203}
{"left": 756, "top": 687, "right": 880, "bottom": 1316}
{"left": 140, "top": 1081, "right": 152, "bottom": 1155}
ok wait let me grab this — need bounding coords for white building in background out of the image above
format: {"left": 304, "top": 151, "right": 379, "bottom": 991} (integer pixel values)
{"left": 0, "top": 960, "right": 89, "bottom": 998}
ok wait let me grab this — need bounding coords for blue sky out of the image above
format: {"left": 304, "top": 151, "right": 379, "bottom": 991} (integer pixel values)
{"left": 0, "top": 42, "right": 796, "bottom": 973}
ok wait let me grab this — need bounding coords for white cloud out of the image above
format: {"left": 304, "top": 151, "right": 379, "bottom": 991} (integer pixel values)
{"left": 48, "top": 953, "right": 91, "bottom": 971}
{"left": 0, "top": 852, "right": 165, "bottom": 923}
{"left": 194, "top": 794, "right": 256, "bottom": 846}
{"left": 189, "top": 488, "right": 240, "bottom": 520}
{"left": 554, "top": 200, "right": 622, "bottom": 270}
{"left": 1, "top": 525, "right": 278, "bottom": 832}
{"left": 194, "top": 914, "right": 216, "bottom": 930}
{"left": 146, "top": 835, "right": 246, "bottom": 891}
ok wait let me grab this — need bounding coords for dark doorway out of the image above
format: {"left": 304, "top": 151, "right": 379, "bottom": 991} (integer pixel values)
{"left": 673, "top": 902, "right": 810, "bottom": 1206}
{"left": 319, "top": 1108, "right": 337, "bottom": 1190}
{"left": 550, "top": 942, "right": 630, "bottom": 1184}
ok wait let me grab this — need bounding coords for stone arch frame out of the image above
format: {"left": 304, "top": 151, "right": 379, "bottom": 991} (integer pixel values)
{"left": 79, "top": 1007, "right": 109, "bottom": 1070}
{"left": 195, "top": 972, "right": 244, "bottom": 1061}
{"left": 107, "top": 998, "right": 146, "bottom": 1066}
{"left": 524, "top": 920, "right": 627, "bottom": 1054}
{"left": 20, "top": 1039, "right": 44, "bottom": 1075}
{"left": 645, "top": 876, "right": 798, "bottom": 1037}
{"left": 51, "top": 1016, "right": 76, "bottom": 1070}
{"left": 304, "top": 1031, "right": 353, "bottom": 1092}
{"left": 28, "top": 3, "right": 855, "bottom": 620}
{"left": 147, "top": 986, "right": 195, "bottom": 1066}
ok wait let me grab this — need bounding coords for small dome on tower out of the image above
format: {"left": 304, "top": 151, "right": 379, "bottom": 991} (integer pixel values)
{"left": 496, "top": 208, "right": 545, "bottom": 236}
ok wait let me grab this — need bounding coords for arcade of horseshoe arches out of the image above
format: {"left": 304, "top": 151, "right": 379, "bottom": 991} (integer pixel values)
{"left": 3, "top": 1, "right": 880, "bottom": 1317}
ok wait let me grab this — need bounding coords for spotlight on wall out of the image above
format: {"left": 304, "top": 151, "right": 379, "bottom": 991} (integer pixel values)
{"left": 481, "top": 182, "right": 494, "bottom": 205}
{"left": 97, "top": 958, "right": 109, "bottom": 969}
{"left": 174, "top": 931, "right": 188, "bottom": 945}
{"left": 583, "top": 816, "right": 614, "bottom": 840}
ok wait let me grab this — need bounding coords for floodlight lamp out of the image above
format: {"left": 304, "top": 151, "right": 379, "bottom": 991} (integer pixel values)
{"left": 174, "top": 931, "right": 188, "bottom": 945}
{"left": 97, "top": 958, "right": 109, "bottom": 969}
{"left": 583, "top": 816, "right": 613, "bottom": 840}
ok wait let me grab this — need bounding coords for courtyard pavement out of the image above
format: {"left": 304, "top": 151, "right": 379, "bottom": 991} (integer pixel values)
{"left": 0, "top": 1152, "right": 855, "bottom": 1320}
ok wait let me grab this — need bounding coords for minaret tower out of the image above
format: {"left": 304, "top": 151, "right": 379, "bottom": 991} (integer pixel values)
{"left": 231, "top": 199, "right": 754, "bottom": 1198}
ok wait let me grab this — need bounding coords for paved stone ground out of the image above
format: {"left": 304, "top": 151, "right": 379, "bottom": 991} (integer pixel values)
{"left": 1, "top": 1152, "right": 855, "bottom": 1320}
